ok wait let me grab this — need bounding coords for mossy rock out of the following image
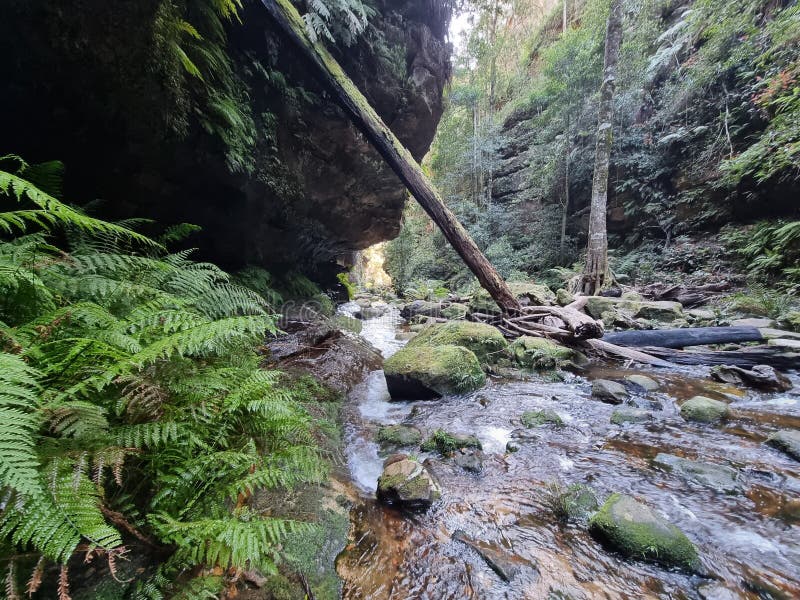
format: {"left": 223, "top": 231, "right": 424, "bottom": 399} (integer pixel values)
{"left": 765, "top": 429, "right": 800, "bottom": 462}
{"left": 549, "top": 483, "right": 598, "bottom": 521}
{"left": 510, "top": 336, "right": 583, "bottom": 370}
{"left": 421, "top": 428, "right": 482, "bottom": 455}
{"left": 376, "top": 424, "right": 422, "bottom": 447}
{"left": 556, "top": 288, "right": 575, "bottom": 306}
{"left": 383, "top": 344, "right": 486, "bottom": 399}
{"left": 442, "top": 302, "right": 469, "bottom": 320}
{"left": 407, "top": 321, "right": 508, "bottom": 363}
{"left": 329, "top": 314, "right": 362, "bottom": 334}
{"left": 521, "top": 409, "right": 564, "bottom": 428}
{"left": 376, "top": 456, "right": 441, "bottom": 510}
{"left": 625, "top": 374, "right": 659, "bottom": 391}
{"left": 591, "top": 379, "right": 629, "bottom": 404}
{"left": 470, "top": 281, "right": 556, "bottom": 314}
{"left": 680, "top": 396, "right": 730, "bottom": 423}
{"left": 589, "top": 493, "right": 700, "bottom": 571}
{"left": 610, "top": 407, "right": 652, "bottom": 425}
{"left": 400, "top": 300, "right": 442, "bottom": 319}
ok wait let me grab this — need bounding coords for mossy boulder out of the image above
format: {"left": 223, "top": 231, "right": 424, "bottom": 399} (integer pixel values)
{"left": 407, "top": 321, "right": 508, "bottom": 363}
{"left": 470, "top": 281, "right": 556, "bottom": 313}
{"left": 625, "top": 374, "right": 659, "bottom": 391}
{"left": 585, "top": 297, "right": 683, "bottom": 323}
{"left": 375, "top": 424, "right": 422, "bottom": 448}
{"left": 329, "top": 314, "right": 362, "bottom": 334}
{"left": 441, "top": 302, "right": 469, "bottom": 320}
{"left": 591, "top": 379, "right": 629, "bottom": 404}
{"left": 549, "top": 483, "right": 599, "bottom": 521}
{"left": 421, "top": 428, "right": 482, "bottom": 455}
{"left": 610, "top": 407, "right": 652, "bottom": 425}
{"left": 400, "top": 300, "right": 442, "bottom": 319}
{"left": 376, "top": 455, "right": 441, "bottom": 510}
{"left": 765, "top": 430, "right": 800, "bottom": 462}
{"left": 556, "top": 288, "right": 575, "bottom": 306}
{"left": 510, "top": 336, "right": 583, "bottom": 370}
{"left": 521, "top": 409, "right": 564, "bottom": 428}
{"left": 383, "top": 344, "right": 485, "bottom": 399}
{"left": 589, "top": 493, "right": 700, "bottom": 571}
{"left": 653, "top": 454, "right": 741, "bottom": 494}
{"left": 680, "top": 396, "right": 730, "bottom": 423}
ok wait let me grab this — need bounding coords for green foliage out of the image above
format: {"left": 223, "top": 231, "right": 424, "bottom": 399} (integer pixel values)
{"left": 0, "top": 161, "right": 327, "bottom": 596}
{"left": 420, "top": 429, "right": 482, "bottom": 455}
{"left": 723, "top": 220, "right": 800, "bottom": 292}
{"left": 303, "top": 0, "right": 375, "bottom": 46}
{"left": 337, "top": 272, "right": 356, "bottom": 300}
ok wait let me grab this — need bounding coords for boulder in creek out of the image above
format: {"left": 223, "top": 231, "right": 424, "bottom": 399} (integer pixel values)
{"left": 680, "top": 396, "right": 730, "bottom": 423}
{"left": 453, "top": 448, "right": 484, "bottom": 473}
{"left": 469, "top": 281, "right": 556, "bottom": 314}
{"left": 441, "top": 302, "right": 469, "bottom": 320}
{"left": 400, "top": 300, "right": 443, "bottom": 319}
{"left": 625, "top": 374, "right": 660, "bottom": 391}
{"left": 584, "top": 296, "right": 683, "bottom": 323}
{"left": 589, "top": 493, "right": 700, "bottom": 571}
{"left": 652, "top": 454, "right": 741, "bottom": 494}
{"left": 521, "top": 409, "right": 564, "bottom": 428}
{"left": 710, "top": 364, "right": 792, "bottom": 392}
{"left": 556, "top": 288, "right": 575, "bottom": 306}
{"left": 765, "top": 430, "right": 800, "bottom": 462}
{"left": 376, "top": 455, "right": 441, "bottom": 510}
{"left": 383, "top": 344, "right": 485, "bottom": 399}
{"left": 591, "top": 379, "right": 629, "bottom": 404}
{"left": 510, "top": 336, "right": 587, "bottom": 370}
{"left": 610, "top": 407, "right": 652, "bottom": 425}
{"left": 452, "top": 530, "right": 532, "bottom": 582}
{"left": 421, "top": 429, "right": 482, "bottom": 455}
{"left": 406, "top": 320, "right": 508, "bottom": 363}
{"left": 357, "top": 305, "right": 387, "bottom": 319}
{"left": 375, "top": 424, "right": 422, "bottom": 448}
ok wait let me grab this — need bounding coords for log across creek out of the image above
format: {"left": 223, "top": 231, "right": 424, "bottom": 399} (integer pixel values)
{"left": 604, "top": 326, "right": 765, "bottom": 348}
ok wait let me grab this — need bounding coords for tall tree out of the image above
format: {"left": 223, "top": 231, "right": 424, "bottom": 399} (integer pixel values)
{"left": 581, "top": 0, "right": 623, "bottom": 295}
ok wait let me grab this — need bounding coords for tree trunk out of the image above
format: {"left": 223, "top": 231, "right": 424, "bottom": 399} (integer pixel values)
{"left": 262, "top": 0, "right": 522, "bottom": 314}
{"left": 563, "top": 0, "right": 568, "bottom": 33}
{"left": 604, "top": 326, "right": 765, "bottom": 349}
{"left": 559, "top": 113, "right": 570, "bottom": 263}
{"left": 581, "top": 0, "right": 623, "bottom": 295}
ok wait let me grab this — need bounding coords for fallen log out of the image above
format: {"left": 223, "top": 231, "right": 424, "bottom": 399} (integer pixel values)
{"left": 642, "top": 346, "right": 800, "bottom": 370}
{"left": 604, "top": 326, "right": 764, "bottom": 349}
{"left": 641, "top": 281, "right": 732, "bottom": 307}
{"left": 262, "top": 0, "right": 521, "bottom": 315}
{"left": 583, "top": 339, "right": 675, "bottom": 368}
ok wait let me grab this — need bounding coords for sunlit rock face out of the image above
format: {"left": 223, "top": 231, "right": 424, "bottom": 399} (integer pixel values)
{"left": 0, "top": 0, "right": 451, "bottom": 279}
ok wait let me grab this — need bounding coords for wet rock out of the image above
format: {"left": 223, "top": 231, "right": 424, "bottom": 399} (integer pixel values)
{"left": 454, "top": 449, "right": 484, "bottom": 473}
{"left": 358, "top": 305, "right": 387, "bottom": 319}
{"left": 680, "top": 396, "right": 730, "bottom": 423}
{"left": 652, "top": 454, "right": 741, "bottom": 493}
{"left": 710, "top": 364, "right": 792, "bottom": 392}
{"left": 687, "top": 308, "right": 715, "bottom": 321}
{"left": 395, "top": 331, "right": 417, "bottom": 341}
{"left": 591, "top": 379, "right": 629, "bottom": 404}
{"left": 510, "top": 428, "right": 541, "bottom": 441}
{"left": 441, "top": 302, "right": 469, "bottom": 320}
{"left": 625, "top": 374, "right": 659, "bottom": 391}
{"left": 511, "top": 336, "right": 586, "bottom": 370}
{"left": 376, "top": 456, "right": 441, "bottom": 510}
{"left": 731, "top": 317, "right": 775, "bottom": 328}
{"left": 329, "top": 314, "right": 362, "bottom": 334}
{"left": 383, "top": 344, "right": 485, "bottom": 399}
{"left": 452, "top": 530, "right": 528, "bottom": 582}
{"left": 406, "top": 321, "right": 508, "bottom": 363}
{"left": 610, "top": 407, "right": 652, "bottom": 425}
{"left": 400, "top": 300, "right": 443, "bottom": 319}
{"left": 375, "top": 425, "right": 422, "bottom": 448}
{"left": 556, "top": 288, "right": 575, "bottom": 306}
{"left": 589, "top": 493, "right": 700, "bottom": 571}
{"left": 355, "top": 298, "right": 372, "bottom": 309}
{"left": 697, "top": 583, "right": 740, "bottom": 600}
{"left": 521, "top": 409, "right": 564, "bottom": 428}
{"left": 765, "top": 430, "right": 800, "bottom": 462}
{"left": 421, "top": 429, "right": 482, "bottom": 455}
{"left": 549, "top": 483, "right": 598, "bottom": 521}
{"left": 506, "top": 440, "right": 521, "bottom": 453}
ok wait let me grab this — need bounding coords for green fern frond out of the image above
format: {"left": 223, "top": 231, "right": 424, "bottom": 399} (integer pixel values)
{"left": 44, "top": 401, "right": 109, "bottom": 439}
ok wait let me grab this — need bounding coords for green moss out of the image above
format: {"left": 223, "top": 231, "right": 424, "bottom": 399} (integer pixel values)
{"left": 376, "top": 424, "right": 422, "bottom": 447}
{"left": 470, "top": 282, "right": 556, "bottom": 314}
{"left": 441, "top": 302, "right": 469, "bottom": 320}
{"left": 421, "top": 429, "right": 482, "bottom": 455}
{"left": 383, "top": 343, "right": 486, "bottom": 395}
{"left": 521, "top": 409, "right": 564, "bottom": 428}
{"left": 589, "top": 494, "right": 699, "bottom": 571}
{"left": 510, "top": 336, "right": 579, "bottom": 370}
{"left": 546, "top": 482, "right": 598, "bottom": 521}
{"left": 406, "top": 321, "right": 508, "bottom": 363}
{"left": 329, "top": 313, "right": 362, "bottom": 333}
{"left": 337, "top": 272, "right": 356, "bottom": 300}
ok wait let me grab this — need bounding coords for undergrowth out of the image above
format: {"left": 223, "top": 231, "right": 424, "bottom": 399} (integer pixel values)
{"left": 0, "top": 157, "right": 332, "bottom": 599}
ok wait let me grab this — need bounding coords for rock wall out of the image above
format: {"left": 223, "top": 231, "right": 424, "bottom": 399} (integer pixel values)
{"left": 0, "top": 0, "right": 451, "bottom": 279}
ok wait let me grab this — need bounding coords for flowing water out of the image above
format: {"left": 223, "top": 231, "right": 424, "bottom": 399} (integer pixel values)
{"left": 334, "top": 303, "right": 800, "bottom": 599}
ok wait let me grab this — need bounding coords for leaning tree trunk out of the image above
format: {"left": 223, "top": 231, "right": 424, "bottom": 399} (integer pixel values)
{"left": 581, "top": 0, "right": 623, "bottom": 295}
{"left": 262, "top": 0, "right": 521, "bottom": 314}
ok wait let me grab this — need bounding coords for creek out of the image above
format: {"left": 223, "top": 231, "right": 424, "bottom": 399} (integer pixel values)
{"left": 333, "top": 302, "right": 800, "bottom": 599}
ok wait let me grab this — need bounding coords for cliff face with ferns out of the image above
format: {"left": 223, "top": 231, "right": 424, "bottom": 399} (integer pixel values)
{"left": 0, "top": 0, "right": 451, "bottom": 279}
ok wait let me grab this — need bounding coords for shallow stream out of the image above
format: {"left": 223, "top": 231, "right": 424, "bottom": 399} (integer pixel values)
{"left": 334, "top": 302, "right": 800, "bottom": 599}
